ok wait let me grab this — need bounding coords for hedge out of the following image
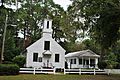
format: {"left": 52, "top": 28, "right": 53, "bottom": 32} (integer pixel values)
{"left": 12, "top": 55, "right": 26, "bottom": 68}
{"left": 0, "top": 64, "right": 20, "bottom": 75}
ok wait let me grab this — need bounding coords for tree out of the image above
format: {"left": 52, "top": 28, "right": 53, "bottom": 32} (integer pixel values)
{"left": 106, "top": 52, "right": 118, "bottom": 69}
{"left": 0, "top": 0, "right": 22, "bottom": 63}
{"left": 16, "top": 0, "right": 65, "bottom": 48}
{"left": 82, "top": 39, "right": 100, "bottom": 54}
{"left": 69, "top": 0, "right": 120, "bottom": 61}
{"left": 0, "top": 0, "right": 10, "bottom": 63}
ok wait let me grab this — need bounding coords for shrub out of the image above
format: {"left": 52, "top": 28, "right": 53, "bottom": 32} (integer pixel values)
{"left": 98, "top": 61, "right": 107, "bottom": 69}
{"left": 115, "top": 63, "right": 120, "bottom": 69}
{"left": 0, "top": 64, "right": 20, "bottom": 75}
{"left": 3, "top": 61, "right": 13, "bottom": 64}
{"left": 13, "top": 55, "right": 26, "bottom": 68}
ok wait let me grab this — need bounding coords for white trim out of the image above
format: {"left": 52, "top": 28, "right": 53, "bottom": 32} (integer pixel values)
{"left": 64, "top": 68, "right": 108, "bottom": 75}
{"left": 20, "top": 68, "right": 56, "bottom": 74}
{"left": 89, "top": 57, "right": 90, "bottom": 68}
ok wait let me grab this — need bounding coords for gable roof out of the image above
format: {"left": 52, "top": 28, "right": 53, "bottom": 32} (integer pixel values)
{"left": 26, "top": 36, "right": 66, "bottom": 52}
{"left": 65, "top": 49, "right": 100, "bottom": 58}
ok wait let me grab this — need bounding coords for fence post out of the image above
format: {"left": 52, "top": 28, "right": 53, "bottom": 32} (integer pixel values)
{"left": 79, "top": 68, "right": 81, "bottom": 75}
{"left": 41, "top": 67, "right": 42, "bottom": 73}
{"left": 107, "top": 69, "right": 110, "bottom": 75}
{"left": 33, "top": 68, "right": 36, "bottom": 75}
{"left": 94, "top": 68, "right": 95, "bottom": 75}
{"left": 64, "top": 68, "right": 66, "bottom": 74}
{"left": 54, "top": 68, "right": 56, "bottom": 74}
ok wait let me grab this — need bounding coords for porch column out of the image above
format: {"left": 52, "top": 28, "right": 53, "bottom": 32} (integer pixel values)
{"left": 89, "top": 57, "right": 90, "bottom": 68}
{"left": 82, "top": 57, "right": 83, "bottom": 68}
{"left": 95, "top": 58, "right": 98, "bottom": 68}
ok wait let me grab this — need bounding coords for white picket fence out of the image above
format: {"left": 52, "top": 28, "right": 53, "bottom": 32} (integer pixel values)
{"left": 19, "top": 68, "right": 56, "bottom": 75}
{"left": 19, "top": 68, "right": 115, "bottom": 75}
{"left": 64, "top": 69, "right": 109, "bottom": 75}
{"left": 104, "top": 69, "right": 120, "bottom": 74}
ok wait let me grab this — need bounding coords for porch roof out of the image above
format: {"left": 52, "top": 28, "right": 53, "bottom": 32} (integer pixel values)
{"left": 65, "top": 49, "right": 100, "bottom": 58}
{"left": 42, "top": 50, "right": 52, "bottom": 55}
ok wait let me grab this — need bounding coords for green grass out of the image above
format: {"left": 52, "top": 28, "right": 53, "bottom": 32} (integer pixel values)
{"left": 0, "top": 74, "right": 120, "bottom": 80}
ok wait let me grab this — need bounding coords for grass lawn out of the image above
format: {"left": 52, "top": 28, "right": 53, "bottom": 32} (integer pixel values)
{"left": 0, "top": 74, "right": 120, "bottom": 80}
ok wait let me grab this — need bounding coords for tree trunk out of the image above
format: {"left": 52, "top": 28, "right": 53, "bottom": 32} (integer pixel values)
{"left": 23, "top": 27, "right": 26, "bottom": 50}
{"left": 100, "top": 46, "right": 106, "bottom": 62}
{"left": 0, "top": 15, "right": 8, "bottom": 63}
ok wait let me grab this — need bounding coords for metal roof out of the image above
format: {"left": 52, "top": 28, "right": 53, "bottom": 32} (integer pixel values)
{"left": 65, "top": 49, "right": 100, "bottom": 58}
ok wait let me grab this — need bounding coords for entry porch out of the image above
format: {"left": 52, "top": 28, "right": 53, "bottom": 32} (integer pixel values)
{"left": 65, "top": 50, "right": 100, "bottom": 69}
{"left": 67, "top": 57, "right": 98, "bottom": 69}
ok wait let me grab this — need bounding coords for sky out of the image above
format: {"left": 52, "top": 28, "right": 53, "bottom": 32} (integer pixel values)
{"left": 53, "top": 0, "right": 72, "bottom": 10}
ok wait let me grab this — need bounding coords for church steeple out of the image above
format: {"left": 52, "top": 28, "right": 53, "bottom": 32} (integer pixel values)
{"left": 42, "top": 19, "right": 53, "bottom": 37}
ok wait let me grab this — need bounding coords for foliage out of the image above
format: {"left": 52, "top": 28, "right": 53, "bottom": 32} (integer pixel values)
{"left": 0, "top": 64, "right": 19, "bottom": 75}
{"left": 3, "top": 61, "right": 13, "bottom": 64}
{"left": 0, "top": 1, "right": 22, "bottom": 63}
{"left": 69, "top": 0, "right": 120, "bottom": 61}
{"left": 103, "top": 40, "right": 120, "bottom": 69}
{"left": 82, "top": 39, "right": 100, "bottom": 54}
{"left": 106, "top": 52, "right": 118, "bottom": 69}
{"left": 12, "top": 55, "right": 26, "bottom": 68}
{"left": 98, "top": 61, "right": 107, "bottom": 69}
{"left": 3, "top": 28, "right": 20, "bottom": 61}
{"left": 62, "top": 41, "right": 86, "bottom": 53}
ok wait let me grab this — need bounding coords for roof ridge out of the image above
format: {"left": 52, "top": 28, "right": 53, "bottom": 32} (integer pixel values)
{"left": 65, "top": 49, "right": 100, "bottom": 58}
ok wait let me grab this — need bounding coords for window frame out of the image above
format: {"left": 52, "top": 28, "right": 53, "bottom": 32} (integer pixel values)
{"left": 70, "top": 59, "right": 73, "bottom": 64}
{"left": 70, "top": 58, "right": 76, "bottom": 64}
{"left": 55, "top": 54, "right": 60, "bottom": 62}
{"left": 44, "top": 41, "right": 50, "bottom": 50}
{"left": 47, "top": 21, "right": 49, "bottom": 29}
{"left": 79, "top": 59, "right": 82, "bottom": 65}
{"left": 74, "top": 59, "right": 76, "bottom": 64}
{"left": 33, "top": 53, "right": 38, "bottom": 62}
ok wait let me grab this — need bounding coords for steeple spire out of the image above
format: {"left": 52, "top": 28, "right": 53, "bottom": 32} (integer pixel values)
{"left": 42, "top": 19, "right": 53, "bottom": 37}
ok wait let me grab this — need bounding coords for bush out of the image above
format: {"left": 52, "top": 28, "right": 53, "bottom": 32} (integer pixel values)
{"left": 98, "top": 61, "right": 107, "bottom": 69}
{"left": 3, "top": 61, "right": 13, "bottom": 64}
{"left": 0, "top": 64, "right": 20, "bottom": 75}
{"left": 13, "top": 55, "right": 26, "bottom": 68}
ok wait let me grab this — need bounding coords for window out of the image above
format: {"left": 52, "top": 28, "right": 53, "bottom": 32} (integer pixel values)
{"left": 70, "top": 59, "right": 73, "bottom": 64}
{"left": 55, "top": 54, "right": 59, "bottom": 62}
{"left": 47, "top": 21, "right": 49, "bottom": 28}
{"left": 38, "top": 57, "right": 42, "bottom": 62}
{"left": 33, "top": 53, "right": 38, "bottom": 62}
{"left": 90, "top": 59, "right": 95, "bottom": 66}
{"left": 90, "top": 59, "right": 95, "bottom": 64}
{"left": 44, "top": 41, "right": 50, "bottom": 50}
{"left": 83, "top": 59, "right": 85, "bottom": 65}
{"left": 70, "top": 59, "right": 76, "bottom": 64}
{"left": 74, "top": 59, "right": 76, "bottom": 64}
{"left": 79, "top": 59, "right": 82, "bottom": 65}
